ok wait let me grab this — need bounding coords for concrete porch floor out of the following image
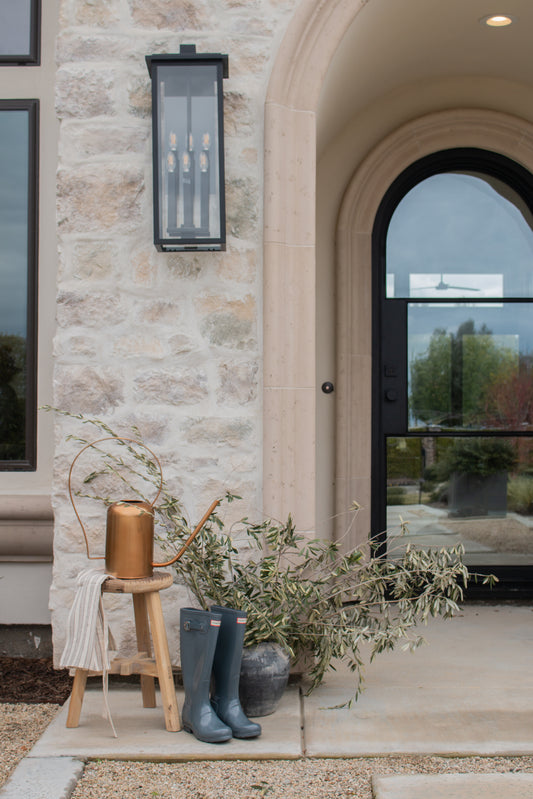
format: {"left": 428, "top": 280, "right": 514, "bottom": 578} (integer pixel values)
{"left": 2, "top": 602, "right": 533, "bottom": 798}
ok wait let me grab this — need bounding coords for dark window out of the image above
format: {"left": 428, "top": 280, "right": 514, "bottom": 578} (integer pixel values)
{"left": 0, "top": 101, "right": 39, "bottom": 469}
{"left": 0, "top": 0, "right": 40, "bottom": 66}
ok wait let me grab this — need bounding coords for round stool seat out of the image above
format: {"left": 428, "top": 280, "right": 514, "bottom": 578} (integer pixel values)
{"left": 103, "top": 571, "right": 173, "bottom": 594}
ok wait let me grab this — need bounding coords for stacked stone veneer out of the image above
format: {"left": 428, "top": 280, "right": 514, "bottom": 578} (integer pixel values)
{"left": 50, "top": 0, "right": 299, "bottom": 663}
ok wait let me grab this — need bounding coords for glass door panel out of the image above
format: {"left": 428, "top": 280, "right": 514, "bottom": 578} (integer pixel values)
{"left": 408, "top": 303, "right": 533, "bottom": 431}
{"left": 386, "top": 436, "right": 533, "bottom": 567}
{"left": 374, "top": 150, "right": 533, "bottom": 592}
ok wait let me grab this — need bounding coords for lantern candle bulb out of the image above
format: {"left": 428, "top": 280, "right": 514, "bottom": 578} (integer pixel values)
{"left": 200, "top": 132, "right": 210, "bottom": 231}
{"left": 166, "top": 130, "right": 179, "bottom": 232}
{"left": 183, "top": 136, "right": 195, "bottom": 229}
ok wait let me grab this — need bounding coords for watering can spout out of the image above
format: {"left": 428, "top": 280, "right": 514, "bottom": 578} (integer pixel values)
{"left": 152, "top": 498, "right": 220, "bottom": 569}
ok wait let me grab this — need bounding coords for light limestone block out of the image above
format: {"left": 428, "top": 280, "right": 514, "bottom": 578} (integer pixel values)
{"left": 182, "top": 417, "right": 253, "bottom": 448}
{"left": 69, "top": 0, "right": 121, "bottom": 27}
{"left": 216, "top": 248, "right": 257, "bottom": 283}
{"left": 54, "top": 334, "right": 98, "bottom": 358}
{"left": 70, "top": 240, "right": 118, "bottom": 280}
{"left": 142, "top": 299, "right": 181, "bottom": 324}
{"left": 113, "top": 335, "right": 165, "bottom": 359}
{"left": 120, "top": 413, "right": 170, "bottom": 443}
{"left": 59, "top": 121, "right": 149, "bottom": 161}
{"left": 226, "top": 177, "right": 259, "bottom": 239}
{"left": 128, "top": 0, "right": 206, "bottom": 29}
{"left": 224, "top": 92, "right": 255, "bottom": 136}
{"left": 56, "top": 32, "right": 128, "bottom": 62}
{"left": 128, "top": 75, "right": 152, "bottom": 118}
{"left": 131, "top": 249, "right": 158, "bottom": 286}
{"left": 54, "top": 366, "right": 124, "bottom": 414}
{"left": 164, "top": 254, "right": 203, "bottom": 279}
{"left": 198, "top": 294, "right": 256, "bottom": 349}
{"left": 168, "top": 334, "right": 195, "bottom": 355}
{"left": 217, "top": 361, "right": 258, "bottom": 405}
{"left": 56, "top": 66, "right": 115, "bottom": 119}
{"left": 57, "top": 168, "right": 145, "bottom": 234}
{"left": 134, "top": 370, "right": 209, "bottom": 404}
{"left": 56, "top": 291, "right": 127, "bottom": 328}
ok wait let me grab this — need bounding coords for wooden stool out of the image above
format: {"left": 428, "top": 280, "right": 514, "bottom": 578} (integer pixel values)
{"left": 66, "top": 571, "right": 180, "bottom": 732}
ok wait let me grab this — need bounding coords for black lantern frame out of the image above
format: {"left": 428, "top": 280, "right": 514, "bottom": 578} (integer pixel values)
{"left": 146, "top": 46, "right": 229, "bottom": 252}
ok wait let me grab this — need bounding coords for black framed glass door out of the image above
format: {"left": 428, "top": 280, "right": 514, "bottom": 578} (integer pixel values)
{"left": 372, "top": 149, "right": 533, "bottom": 595}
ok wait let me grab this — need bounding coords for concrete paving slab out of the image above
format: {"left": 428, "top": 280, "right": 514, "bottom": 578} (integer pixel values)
{"left": 372, "top": 773, "right": 533, "bottom": 799}
{"left": 0, "top": 757, "right": 85, "bottom": 799}
{"left": 304, "top": 604, "right": 533, "bottom": 757}
{"left": 30, "top": 683, "right": 302, "bottom": 760}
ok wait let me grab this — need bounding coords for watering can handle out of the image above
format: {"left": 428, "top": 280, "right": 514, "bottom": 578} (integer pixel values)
{"left": 152, "top": 497, "right": 220, "bottom": 567}
{"left": 68, "top": 436, "right": 163, "bottom": 561}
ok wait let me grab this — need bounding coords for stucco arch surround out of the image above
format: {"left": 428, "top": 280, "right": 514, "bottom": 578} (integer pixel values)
{"left": 335, "top": 107, "right": 533, "bottom": 546}
{"left": 262, "top": 0, "right": 533, "bottom": 539}
{"left": 263, "top": 0, "right": 369, "bottom": 532}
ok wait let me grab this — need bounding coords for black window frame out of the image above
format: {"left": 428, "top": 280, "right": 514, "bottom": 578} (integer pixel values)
{"left": 0, "top": 99, "right": 39, "bottom": 471}
{"left": 0, "top": 0, "right": 41, "bottom": 66}
{"left": 372, "top": 147, "right": 533, "bottom": 597}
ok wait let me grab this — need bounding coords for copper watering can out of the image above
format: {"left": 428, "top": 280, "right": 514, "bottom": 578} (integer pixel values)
{"left": 68, "top": 437, "right": 219, "bottom": 579}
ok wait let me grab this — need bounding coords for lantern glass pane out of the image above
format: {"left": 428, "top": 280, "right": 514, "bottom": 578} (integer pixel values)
{"left": 157, "top": 63, "right": 221, "bottom": 244}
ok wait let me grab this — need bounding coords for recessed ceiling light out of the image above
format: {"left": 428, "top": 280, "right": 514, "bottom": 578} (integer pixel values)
{"left": 481, "top": 14, "right": 515, "bottom": 27}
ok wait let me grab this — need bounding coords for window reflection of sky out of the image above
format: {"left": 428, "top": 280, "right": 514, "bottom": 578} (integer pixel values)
{"left": 409, "top": 273, "right": 503, "bottom": 298}
{"left": 387, "top": 173, "right": 533, "bottom": 298}
{"left": 0, "top": 0, "right": 31, "bottom": 55}
{"left": 0, "top": 111, "right": 28, "bottom": 337}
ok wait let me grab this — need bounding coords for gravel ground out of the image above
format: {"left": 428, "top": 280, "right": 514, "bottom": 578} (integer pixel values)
{"left": 2, "top": 703, "right": 533, "bottom": 798}
{"left": 71, "top": 756, "right": 533, "bottom": 799}
{"left": 0, "top": 703, "right": 61, "bottom": 788}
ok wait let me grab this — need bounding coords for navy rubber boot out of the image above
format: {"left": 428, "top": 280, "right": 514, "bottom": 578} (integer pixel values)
{"left": 210, "top": 605, "right": 262, "bottom": 739}
{"left": 180, "top": 608, "right": 232, "bottom": 743}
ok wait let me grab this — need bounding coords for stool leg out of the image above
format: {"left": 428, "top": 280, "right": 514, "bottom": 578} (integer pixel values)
{"left": 66, "top": 669, "right": 88, "bottom": 728}
{"left": 132, "top": 593, "right": 156, "bottom": 708}
{"left": 146, "top": 590, "right": 181, "bottom": 732}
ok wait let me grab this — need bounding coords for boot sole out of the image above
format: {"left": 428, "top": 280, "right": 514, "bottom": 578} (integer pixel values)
{"left": 183, "top": 723, "right": 232, "bottom": 744}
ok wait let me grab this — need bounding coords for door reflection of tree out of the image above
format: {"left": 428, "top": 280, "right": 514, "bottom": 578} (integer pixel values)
{"left": 410, "top": 319, "right": 519, "bottom": 430}
{"left": 0, "top": 340, "right": 25, "bottom": 460}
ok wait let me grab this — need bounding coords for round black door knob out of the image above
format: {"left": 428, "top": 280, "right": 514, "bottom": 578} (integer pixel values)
{"left": 321, "top": 382, "right": 334, "bottom": 394}
{"left": 385, "top": 389, "right": 398, "bottom": 401}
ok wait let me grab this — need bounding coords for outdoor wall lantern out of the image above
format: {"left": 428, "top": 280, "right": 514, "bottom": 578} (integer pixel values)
{"left": 146, "top": 45, "right": 229, "bottom": 251}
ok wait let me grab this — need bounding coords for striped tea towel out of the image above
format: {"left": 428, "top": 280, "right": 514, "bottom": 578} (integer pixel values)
{"left": 60, "top": 567, "right": 117, "bottom": 736}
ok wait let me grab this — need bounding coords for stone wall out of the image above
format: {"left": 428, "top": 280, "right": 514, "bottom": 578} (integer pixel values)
{"left": 50, "top": 0, "right": 299, "bottom": 662}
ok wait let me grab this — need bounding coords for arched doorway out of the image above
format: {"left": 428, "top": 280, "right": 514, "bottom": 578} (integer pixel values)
{"left": 336, "top": 109, "right": 533, "bottom": 591}
{"left": 264, "top": 0, "right": 533, "bottom": 545}
{"left": 373, "top": 147, "right": 533, "bottom": 593}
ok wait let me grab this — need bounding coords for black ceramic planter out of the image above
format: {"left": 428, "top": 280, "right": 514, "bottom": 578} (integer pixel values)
{"left": 449, "top": 471, "right": 508, "bottom": 518}
{"left": 239, "top": 642, "right": 290, "bottom": 717}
